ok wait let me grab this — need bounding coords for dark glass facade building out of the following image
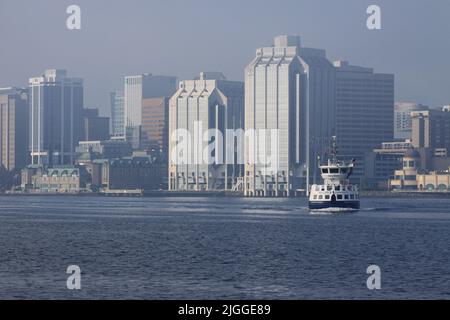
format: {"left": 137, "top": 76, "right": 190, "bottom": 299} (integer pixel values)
{"left": 29, "top": 69, "right": 84, "bottom": 165}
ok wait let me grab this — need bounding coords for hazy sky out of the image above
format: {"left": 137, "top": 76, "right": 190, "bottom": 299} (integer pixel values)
{"left": 1, "top": 0, "right": 450, "bottom": 116}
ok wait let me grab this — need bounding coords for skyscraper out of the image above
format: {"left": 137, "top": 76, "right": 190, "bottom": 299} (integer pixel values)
{"left": 141, "top": 97, "right": 170, "bottom": 189}
{"left": 29, "top": 69, "right": 84, "bottom": 165}
{"left": 124, "top": 74, "right": 176, "bottom": 148}
{"left": 141, "top": 97, "right": 170, "bottom": 154}
{"left": 169, "top": 72, "right": 244, "bottom": 191}
{"left": 82, "top": 108, "right": 110, "bottom": 141}
{"left": 244, "top": 35, "right": 336, "bottom": 197}
{"left": 334, "top": 61, "right": 394, "bottom": 180}
{"left": 411, "top": 107, "right": 450, "bottom": 150}
{"left": 0, "top": 87, "right": 29, "bottom": 171}
{"left": 110, "top": 90, "right": 124, "bottom": 138}
{"left": 394, "top": 102, "right": 429, "bottom": 140}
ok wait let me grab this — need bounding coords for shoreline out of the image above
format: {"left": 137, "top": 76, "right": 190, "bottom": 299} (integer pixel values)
{"left": 1, "top": 190, "right": 450, "bottom": 198}
{"left": 360, "top": 191, "right": 450, "bottom": 198}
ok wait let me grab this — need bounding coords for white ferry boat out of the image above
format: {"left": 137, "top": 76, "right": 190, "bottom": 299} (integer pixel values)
{"left": 308, "top": 136, "right": 360, "bottom": 211}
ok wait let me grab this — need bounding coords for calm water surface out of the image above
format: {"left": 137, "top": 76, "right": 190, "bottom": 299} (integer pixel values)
{"left": 0, "top": 195, "right": 449, "bottom": 299}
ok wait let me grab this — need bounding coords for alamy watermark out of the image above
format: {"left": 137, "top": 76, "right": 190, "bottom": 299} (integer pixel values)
{"left": 66, "top": 5, "right": 81, "bottom": 30}
{"left": 64, "top": 5, "right": 380, "bottom": 31}
{"left": 170, "top": 121, "right": 280, "bottom": 173}
{"left": 366, "top": 265, "right": 381, "bottom": 290}
{"left": 66, "top": 265, "right": 81, "bottom": 290}
{"left": 367, "top": 5, "right": 381, "bottom": 30}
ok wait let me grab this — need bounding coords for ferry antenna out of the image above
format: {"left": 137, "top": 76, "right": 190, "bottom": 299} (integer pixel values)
{"left": 331, "top": 136, "right": 338, "bottom": 163}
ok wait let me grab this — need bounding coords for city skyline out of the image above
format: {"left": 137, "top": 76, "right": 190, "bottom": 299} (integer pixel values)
{"left": 1, "top": 35, "right": 447, "bottom": 195}
{"left": 0, "top": 4, "right": 449, "bottom": 196}
{"left": 2, "top": 0, "right": 450, "bottom": 116}
{"left": 1, "top": 1, "right": 450, "bottom": 303}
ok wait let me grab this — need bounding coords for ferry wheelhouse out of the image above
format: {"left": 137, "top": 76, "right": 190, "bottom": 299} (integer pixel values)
{"left": 308, "top": 137, "right": 360, "bottom": 210}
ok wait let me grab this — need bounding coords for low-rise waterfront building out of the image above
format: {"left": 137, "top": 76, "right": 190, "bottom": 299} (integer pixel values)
{"left": 416, "top": 171, "right": 450, "bottom": 191}
{"left": 75, "top": 140, "right": 133, "bottom": 164}
{"left": 389, "top": 149, "right": 450, "bottom": 192}
{"left": 21, "top": 165, "right": 90, "bottom": 193}
{"left": 364, "top": 140, "right": 413, "bottom": 189}
{"left": 21, "top": 153, "right": 160, "bottom": 193}
{"left": 96, "top": 156, "right": 160, "bottom": 191}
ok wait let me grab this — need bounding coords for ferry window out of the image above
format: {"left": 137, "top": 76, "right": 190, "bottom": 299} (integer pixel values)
{"left": 325, "top": 195, "right": 330, "bottom": 200}
{"left": 335, "top": 185, "right": 340, "bottom": 191}
{"left": 327, "top": 185, "right": 332, "bottom": 191}
{"left": 322, "top": 168, "right": 329, "bottom": 174}
{"left": 350, "top": 194, "right": 355, "bottom": 199}
{"left": 329, "top": 168, "right": 338, "bottom": 174}
{"left": 314, "top": 195, "right": 317, "bottom": 200}
{"left": 337, "top": 195, "right": 343, "bottom": 200}
{"left": 344, "top": 195, "right": 349, "bottom": 200}
{"left": 315, "top": 186, "right": 320, "bottom": 191}
{"left": 318, "top": 195, "right": 323, "bottom": 200}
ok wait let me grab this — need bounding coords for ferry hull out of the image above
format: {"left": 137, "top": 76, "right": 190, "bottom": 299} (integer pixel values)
{"left": 308, "top": 200, "right": 360, "bottom": 210}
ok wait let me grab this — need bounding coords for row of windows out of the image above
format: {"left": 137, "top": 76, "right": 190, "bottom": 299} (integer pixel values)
{"left": 313, "top": 194, "right": 359, "bottom": 200}
{"left": 247, "top": 170, "right": 287, "bottom": 176}
{"left": 315, "top": 184, "right": 357, "bottom": 192}
{"left": 38, "top": 184, "right": 79, "bottom": 189}
{"left": 394, "top": 175, "right": 416, "bottom": 180}
{"left": 321, "top": 168, "right": 348, "bottom": 174}
{"left": 403, "top": 161, "right": 415, "bottom": 167}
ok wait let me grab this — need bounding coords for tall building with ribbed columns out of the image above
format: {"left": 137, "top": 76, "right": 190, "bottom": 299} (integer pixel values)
{"left": 244, "top": 35, "right": 336, "bottom": 197}
{"left": 169, "top": 72, "right": 244, "bottom": 191}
